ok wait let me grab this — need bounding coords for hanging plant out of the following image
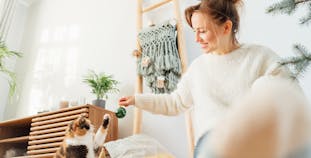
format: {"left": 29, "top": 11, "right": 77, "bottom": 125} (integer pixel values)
{"left": 0, "top": 41, "right": 22, "bottom": 97}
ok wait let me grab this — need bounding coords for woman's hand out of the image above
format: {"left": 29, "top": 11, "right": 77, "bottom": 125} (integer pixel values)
{"left": 118, "top": 96, "right": 135, "bottom": 107}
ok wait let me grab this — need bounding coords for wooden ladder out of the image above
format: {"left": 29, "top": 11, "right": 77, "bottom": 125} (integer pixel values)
{"left": 134, "top": 0, "right": 194, "bottom": 157}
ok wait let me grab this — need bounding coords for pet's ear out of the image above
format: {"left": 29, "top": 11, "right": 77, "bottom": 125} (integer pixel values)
{"left": 68, "top": 121, "right": 75, "bottom": 132}
{"left": 79, "top": 113, "right": 87, "bottom": 118}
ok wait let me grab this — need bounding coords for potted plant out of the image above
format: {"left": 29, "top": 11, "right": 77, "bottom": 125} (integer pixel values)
{"left": 0, "top": 41, "right": 22, "bottom": 97}
{"left": 83, "top": 70, "right": 119, "bottom": 108}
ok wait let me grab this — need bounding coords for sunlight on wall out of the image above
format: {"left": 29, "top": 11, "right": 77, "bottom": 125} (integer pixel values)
{"left": 64, "top": 47, "right": 78, "bottom": 87}
{"left": 27, "top": 24, "right": 80, "bottom": 113}
{"left": 28, "top": 88, "right": 43, "bottom": 114}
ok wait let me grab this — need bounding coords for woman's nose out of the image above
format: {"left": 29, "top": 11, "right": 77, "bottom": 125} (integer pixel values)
{"left": 195, "top": 33, "right": 201, "bottom": 43}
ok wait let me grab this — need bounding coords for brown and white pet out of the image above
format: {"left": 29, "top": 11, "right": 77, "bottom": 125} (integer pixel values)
{"left": 55, "top": 114, "right": 110, "bottom": 158}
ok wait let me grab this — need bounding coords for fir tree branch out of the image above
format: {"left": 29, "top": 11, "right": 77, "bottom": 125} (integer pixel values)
{"left": 267, "top": 0, "right": 298, "bottom": 15}
{"left": 266, "top": 0, "right": 311, "bottom": 15}
{"left": 267, "top": 1, "right": 311, "bottom": 79}
{"left": 293, "top": 44, "right": 311, "bottom": 58}
{"left": 279, "top": 44, "right": 311, "bottom": 79}
{"left": 293, "top": 60, "right": 310, "bottom": 79}
{"left": 295, "top": 0, "right": 311, "bottom": 5}
{"left": 300, "top": 3, "right": 311, "bottom": 24}
{"left": 279, "top": 56, "right": 305, "bottom": 65}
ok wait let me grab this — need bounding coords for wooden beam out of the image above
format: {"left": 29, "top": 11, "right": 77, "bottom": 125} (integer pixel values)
{"left": 27, "top": 142, "right": 61, "bottom": 150}
{"left": 172, "top": 0, "right": 194, "bottom": 157}
{"left": 30, "top": 126, "right": 67, "bottom": 136}
{"left": 143, "top": 0, "right": 173, "bottom": 13}
{"left": 133, "top": 0, "right": 144, "bottom": 135}
{"left": 0, "top": 136, "right": 28, "bottom": 144}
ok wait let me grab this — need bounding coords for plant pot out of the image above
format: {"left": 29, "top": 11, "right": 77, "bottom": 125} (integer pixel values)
{"left": 92, "top": 99, "right": 106, "bottom": 108}
{"left": 59, "top": 101, "right": 69, "bottom": 109}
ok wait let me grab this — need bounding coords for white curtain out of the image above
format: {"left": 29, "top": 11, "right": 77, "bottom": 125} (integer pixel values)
{"left": 0, "top": 0, "right": 17, "bottom": 41}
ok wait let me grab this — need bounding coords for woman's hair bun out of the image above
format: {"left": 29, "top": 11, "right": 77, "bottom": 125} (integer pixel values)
{"left": 231, "top": 0, "right": 242, "bottom": 4}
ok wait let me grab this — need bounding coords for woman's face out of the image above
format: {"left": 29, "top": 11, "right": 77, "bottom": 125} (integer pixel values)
{"left": 191, "top": 12, "right": 222, "bottom": 53}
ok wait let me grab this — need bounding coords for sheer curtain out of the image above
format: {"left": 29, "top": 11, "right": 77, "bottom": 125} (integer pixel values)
{"left": 0, "top": 0, "right": 17, "bottom": 41}
{"left": 0, "top": 0, "right": 18, "bottom": 121}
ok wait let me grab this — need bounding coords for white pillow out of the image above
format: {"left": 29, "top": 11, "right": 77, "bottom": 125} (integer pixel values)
{"left": 104, "top": 134, "right": 174, "bottom": 158}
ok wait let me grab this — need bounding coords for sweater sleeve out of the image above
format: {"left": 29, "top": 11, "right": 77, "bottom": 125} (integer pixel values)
{"left": 251, "top": 46, "right": 295, "bottom": 96}
{"left": 257, "top": 46, "right": 291, "bottom": 78}
{"left": 205, "top": 47, "right": 311, "bottom": 158}
{"left": 134, "top": 70, "right": 194, "bottom": 116}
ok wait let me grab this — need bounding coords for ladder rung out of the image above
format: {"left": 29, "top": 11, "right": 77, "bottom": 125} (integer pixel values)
{"left": 143, "top": 0, "right": 172, "bottom": 13}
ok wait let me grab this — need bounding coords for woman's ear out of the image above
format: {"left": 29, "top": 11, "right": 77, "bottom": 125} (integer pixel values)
{"left": 223, "top": 20, "right": 233, "bottom": 35}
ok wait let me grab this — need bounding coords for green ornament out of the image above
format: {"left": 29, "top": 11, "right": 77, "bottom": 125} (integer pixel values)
{"left": 115, "top": 106, "right": 126, "bottom": 118}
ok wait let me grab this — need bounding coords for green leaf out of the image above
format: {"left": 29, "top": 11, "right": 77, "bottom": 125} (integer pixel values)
{"left": 0, "top": 41, "right": 22, "bottom": 97}
{"left": 83, "top": 70, "right": 119, "bottom": 100}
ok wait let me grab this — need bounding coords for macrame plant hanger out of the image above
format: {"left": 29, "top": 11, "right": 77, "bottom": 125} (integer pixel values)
{"left": 137, "top": 20, "right": 182, "bottom": 94}
{"left": 134, "top": 0, "right": 194, "bottom": 157}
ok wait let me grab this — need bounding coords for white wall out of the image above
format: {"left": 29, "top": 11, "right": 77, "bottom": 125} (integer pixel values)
{"left": 4, "top": 0, "right": 188, "bottom": 157}
{"left": 2, "top": 0, "right": 311, "bottom": 158}
{"left": 7, "top": 0, "right": 139, "bottom": 117}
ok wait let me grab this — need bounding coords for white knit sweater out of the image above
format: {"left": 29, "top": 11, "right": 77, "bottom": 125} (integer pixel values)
{"left": 134, "top": 44, "right": 291, "bottom": 139}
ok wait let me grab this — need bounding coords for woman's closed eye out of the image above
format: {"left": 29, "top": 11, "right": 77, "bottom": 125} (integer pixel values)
{"left": 199, "top": 30, "right": 207, "bottom": 34}
{"left": 194, "top": 29, "right": 207, "bottom": 34}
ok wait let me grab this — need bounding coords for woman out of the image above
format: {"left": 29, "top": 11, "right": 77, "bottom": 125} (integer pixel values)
{"left": 119, "top": 0, "right": 311, "bottom": 157}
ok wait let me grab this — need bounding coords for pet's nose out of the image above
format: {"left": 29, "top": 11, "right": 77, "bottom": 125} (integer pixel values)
{"left": 80, "top": 123, "right": 90, "bottom": 130}
{"left": 78, "top": 121, "right": 90, "bottom": 130}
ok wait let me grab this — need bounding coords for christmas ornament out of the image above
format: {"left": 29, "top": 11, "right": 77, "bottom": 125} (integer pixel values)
{"left": 115, "top": 106, "right": 126, "bottom": 118}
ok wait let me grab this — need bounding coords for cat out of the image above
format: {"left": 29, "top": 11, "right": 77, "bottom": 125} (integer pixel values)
{"left": 55, "top": 114, "right": 110, "bottom": 158}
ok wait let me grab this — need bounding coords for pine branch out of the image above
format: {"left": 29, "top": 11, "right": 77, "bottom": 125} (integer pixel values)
{"left": 293, "top": 44, "right": 310, "bottom": 58}
{"left": 267, "top": 1, "right": 311, "bottom": 79}
{"left": 267, "top": 0, "right": 299, "bottom": 15}
{"left": 296, "top": 0, "right": 311, "bottom": 4}
{"left": 279, "top": 44, "right": 311, "bottom": 79}
{"left": 279, "top": 56, "right": 304, "bottom": 65}
{"left": 293, "top": 60, "right": 310, "bottom": 79}
{"left": 295, "top": 0, "right": 311, "bottom": 4}
{"left": 266, "top": 0, "right": 311, "bottom": 15}
{"left": 300, "top": 3, "right": 311, "bottom": 24}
